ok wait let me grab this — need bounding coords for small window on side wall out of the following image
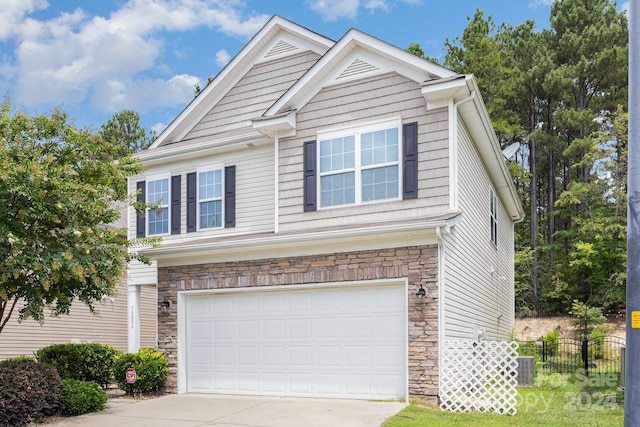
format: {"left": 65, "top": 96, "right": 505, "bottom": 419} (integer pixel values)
{"left": 490, "top": 188, "right": 498, "bottom": 247}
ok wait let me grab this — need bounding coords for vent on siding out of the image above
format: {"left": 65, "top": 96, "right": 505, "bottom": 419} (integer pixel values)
{"left": 265, "top": 39, "right": 299, "bottom": 58}
{"left": 336, "top": 58, "right": 380, "bottom": 80}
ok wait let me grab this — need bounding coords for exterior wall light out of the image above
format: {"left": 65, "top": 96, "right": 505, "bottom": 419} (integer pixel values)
{"left": 416, "top": 285, "right": 426, "bottom": 301}
{"left": 160, "top": 296, "right": 172, "bottom": 311}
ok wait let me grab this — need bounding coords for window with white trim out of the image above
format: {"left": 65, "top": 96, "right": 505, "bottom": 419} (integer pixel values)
{"left": 198, "top": 168, "right": 223, "bottom": 229}
{"left": 147, "top": 177, "right": 169, "bottom": 235}
{"left": 319, "top": 120, "right": 400, "bottom": 208}
{"left": 490, "top": 188, "right": 498, "bottom": 246}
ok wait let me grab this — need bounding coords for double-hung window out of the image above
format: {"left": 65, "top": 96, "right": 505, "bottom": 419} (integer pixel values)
{"left": 198, "top": 168, "right": 223, "bottom": 229}
{"left": 490, "top": 188, "right": 498, "bottom": 246}
{"left": 319, "top": 120, "right": 401, "bottom": 208}
{"left": 147, "top": 177, "right": 169, "bottom": 235}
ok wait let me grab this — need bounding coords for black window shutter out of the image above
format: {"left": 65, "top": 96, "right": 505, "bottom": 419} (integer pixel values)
{"left": 136, "top": 181, "right": 146, "bottom": 238}
{"left": 403, "top": 122, "right": 418, "bottom": 199}
{"left": 303, "top": 140, "right": 317, "bottom": 211}
{"left": 171, "top": 175, "right": 181, "bottom": 234}
{"left": 224, "top": 166, "right": 236, "bottom": 228}
{"left": 186, "top": 172, "right": 197, "bottom": 232}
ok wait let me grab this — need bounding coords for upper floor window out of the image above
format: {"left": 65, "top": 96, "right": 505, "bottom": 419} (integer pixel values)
{"left": 147, "top": 177, "right": 169, "bottom": 235}
{"left": 318, "top": 120, "right": 400, "bottom": 208}
{"left": 490, "top": 188, "right": 498, "bottom": 246}
{"left": 198, "top": 168, "right": 223, "bottom": 229}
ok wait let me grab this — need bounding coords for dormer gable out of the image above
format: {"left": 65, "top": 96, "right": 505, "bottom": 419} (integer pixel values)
{"left": 261, "top": 29, "right": 457, "bottom": 117}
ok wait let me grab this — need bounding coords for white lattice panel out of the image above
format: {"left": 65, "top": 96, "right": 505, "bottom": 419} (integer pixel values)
{"left": 440, "top": 340, "right": 519, "bottom": 415}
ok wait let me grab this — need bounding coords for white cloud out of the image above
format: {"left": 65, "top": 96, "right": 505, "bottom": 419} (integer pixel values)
{"left": 0, "top": 0, "right": 48, "bottom": 40}
{"left": 364, "top": 0, "right": 389, "bottom": 13}
{"left": 5, "top": 0, "right": 270, "bottom": 113}
{"left": 151, "top": 121, "right": 168, "bottom": 136}
{"left": 528, "top": 0, "right": 554, "bottom": 8}
{"left": 308, "top": 0, "right": 420, "bottom": 21}
{"left": 307, "top": 0, "right": 360, "bottom": 21}
{"left": 215, "top": 49, "right": 231, "bottom": 67}
{"left": 92, "top": 74, "right": 200, "bottom": 113}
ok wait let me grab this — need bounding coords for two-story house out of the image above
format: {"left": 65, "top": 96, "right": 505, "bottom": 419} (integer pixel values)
{"left": 127, "top": 16, "right": 524, "bottom": 404}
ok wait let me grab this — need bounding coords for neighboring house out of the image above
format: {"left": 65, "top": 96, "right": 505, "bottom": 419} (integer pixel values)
{"left": 0, "top": 281, "right": 156, "bottom": 360}
{"left": 128, "top": 16, "right": 524, "bottom": 403}
{"left": 0, "top": 206, "right": 156, "bottom": 360}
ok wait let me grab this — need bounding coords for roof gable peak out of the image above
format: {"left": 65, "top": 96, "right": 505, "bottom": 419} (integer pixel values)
{"left": 264, "top": 28, "right": 457, "bottom": 117}
{"left": 150, "top": 15, "right": 334, "bottom": 148}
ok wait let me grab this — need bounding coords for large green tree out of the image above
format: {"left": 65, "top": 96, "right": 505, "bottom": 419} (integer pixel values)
{"left": 442, "top": 0, "right": 628, "bottom": 314}
{"left": 0, "top": 100, "right": 146, "bottom": 334}
{"left": 100, "top": 110, "right": 154, "bottom": 157}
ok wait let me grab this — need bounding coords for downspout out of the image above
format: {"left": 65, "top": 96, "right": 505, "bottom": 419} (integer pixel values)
{"left": 439, "top": 89, "right": 474, "bottom": 398}
{"left": 448, "top": 91, "right": 476, "bottom": 212}
{"left": 274, "top": 133, "right": 279, "bottom": 234}
{"left": 436, "top": 224, "right": 449, "bottom": 400}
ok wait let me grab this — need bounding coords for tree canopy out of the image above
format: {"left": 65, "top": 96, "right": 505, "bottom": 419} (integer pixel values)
{"left": 0, "top": 100, "right": 146, "bottom": 333}
{"left": 413, "top": 0, "right": 628, "bottom": 314}
{"left": 100, "top": 109, "right": 154, "bottom": 156}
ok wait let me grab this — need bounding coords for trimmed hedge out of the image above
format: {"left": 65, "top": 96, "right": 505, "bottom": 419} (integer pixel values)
{"left": 36, "top": 342, "right": 122, "bottom": 387}
{"left": 113, "top": 348, "right": 168, "bottom": 393}
{"left": 60, "top": 379, "right": 107, "bottom": 416}
{"left": 0, "top": 355, "right": 36, "bottom": 364}
{"left": 0, "top": 361, "right": 61, "bottom": 426}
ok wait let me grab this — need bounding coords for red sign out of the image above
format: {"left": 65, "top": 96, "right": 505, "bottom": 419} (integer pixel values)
{"left": 126, "top": 368, "right": 136, "bottom": 384}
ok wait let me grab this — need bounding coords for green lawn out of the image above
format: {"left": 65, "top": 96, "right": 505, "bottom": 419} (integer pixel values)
{"left": 382, "top": 374, "right": 623, "bottom": 427}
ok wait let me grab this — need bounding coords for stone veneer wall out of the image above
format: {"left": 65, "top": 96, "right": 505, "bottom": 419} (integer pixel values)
{"left": 157, "top": 244, "right": 439, "bottom": 403}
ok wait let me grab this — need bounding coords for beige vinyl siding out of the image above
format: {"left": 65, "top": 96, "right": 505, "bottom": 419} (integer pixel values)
{"left": 442, "top": 119, "right": 514, "bottom": 341}
{"left": 139, "top": 284, "right": 157, "bottom": 349}
{"left": 130, "top": 144, "right": 275, "bottom": 241}
{"left": 185, "top": 52, "right": 321, "bottom": 140}
{"left": 278, "top": 73, "right": 450, "bottom": 232}
{"left": 0, "top": 280, "right": 157, "bottom": 360}
{"left": 128, "top": 259, "right": 158, "bottom": 286}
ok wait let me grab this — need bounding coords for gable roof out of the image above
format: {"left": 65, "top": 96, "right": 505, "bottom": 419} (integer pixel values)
{"left": 263, "top": 28, "right": 457, "bottom": 117}
{"left": 150, "top": 16, "right": 334, "bottom": 148}
{"left": 146, "top": 15, "right": 524, "bottom": 222}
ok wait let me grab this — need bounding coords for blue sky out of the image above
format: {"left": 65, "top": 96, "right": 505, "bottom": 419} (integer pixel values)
{"left": 0, "top": 0, "right": 629, "bottom": 135}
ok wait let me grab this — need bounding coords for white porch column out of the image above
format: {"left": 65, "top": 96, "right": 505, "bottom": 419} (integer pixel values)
{"left": 127, "top": 285, "right": 141, "bottom": 353}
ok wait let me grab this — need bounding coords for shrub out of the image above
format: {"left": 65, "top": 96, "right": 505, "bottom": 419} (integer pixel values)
{"left": 36, "top": 342, "right": 122, "bottom": 387}
{"left": 542, "top": 328, "right": 561, "bottom": 357}
{"left": 0, "top": 361, "right": 61, "bottom": 426}
{"left": 0, "top": 355, "right": 36, "bottom": 364}
{"left": 113, "top": 348, "right": 168, "bottom": 393}
{"left": 589, "top": 325, "right": 610, "bottom": 360}
{"left": 60, "top": 379, "right": 107, "bottom": 416}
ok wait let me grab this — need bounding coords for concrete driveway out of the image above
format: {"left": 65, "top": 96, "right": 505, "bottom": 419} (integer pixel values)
{"left": 45, "top": 394, "right": 407, "bottom": 427}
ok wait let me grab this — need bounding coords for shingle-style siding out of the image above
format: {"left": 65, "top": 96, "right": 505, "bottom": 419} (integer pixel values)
{"left": 129, "top": 143, "right": 275, "bottom": 240}
{"left": 278, "top": 73, "right": 450, "bottom": 233}
{"left": 157, "top": 245, "right": 440, "bottom": 403}
{"left": 442, "top": 120, "right": 514, "bottom": 341}
{"left": 0, "top": 280, "right": 157, "bottom": 359}
{"left": 185, "top": 52, "right": 321, "bottom": 140}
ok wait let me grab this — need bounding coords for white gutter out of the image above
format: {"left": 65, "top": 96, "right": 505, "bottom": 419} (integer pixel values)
{"left": 136, "top": 130, "right": 268, "bottom": 166}
{"left": 142, "top": 216, "right": 459, "bottom": 267}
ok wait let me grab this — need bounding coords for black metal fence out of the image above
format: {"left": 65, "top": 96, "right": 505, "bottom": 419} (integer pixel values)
{"left": 518, "top": 336, "right": 626, "bottom": 375}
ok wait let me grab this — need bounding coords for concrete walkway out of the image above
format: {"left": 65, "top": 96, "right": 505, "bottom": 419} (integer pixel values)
{"left": 45, "top": 394, "right": 407, "bottom": 427}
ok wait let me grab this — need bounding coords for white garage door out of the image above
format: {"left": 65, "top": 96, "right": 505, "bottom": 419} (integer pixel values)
{"left": 184, "top": 283, "right": 407, "bottom": 400}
